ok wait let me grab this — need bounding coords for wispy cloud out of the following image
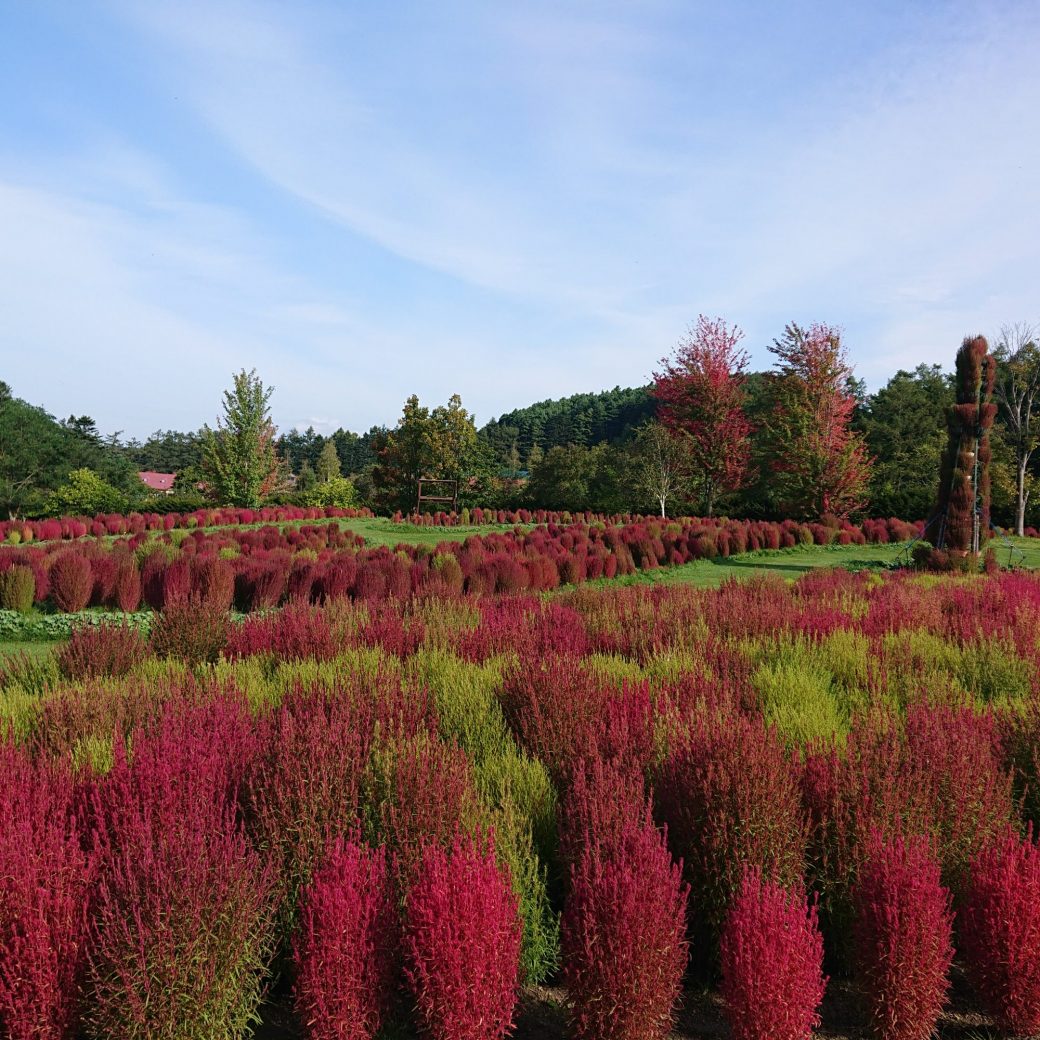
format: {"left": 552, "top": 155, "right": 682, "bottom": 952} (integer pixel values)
{"left": 2, "top": 0, "right": 1039, "bottom": 438}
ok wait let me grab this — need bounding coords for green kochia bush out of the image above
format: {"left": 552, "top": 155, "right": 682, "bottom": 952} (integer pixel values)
{"left": 0, "top": 565, "right": 35, "bottom": 612}
{"left": 752, "top": 657, "right": 847, "bottom": 747}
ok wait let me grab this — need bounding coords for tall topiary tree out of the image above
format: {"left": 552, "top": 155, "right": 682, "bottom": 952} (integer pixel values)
{"left": 934, "top": 336, "right": 996, "bottom": 555}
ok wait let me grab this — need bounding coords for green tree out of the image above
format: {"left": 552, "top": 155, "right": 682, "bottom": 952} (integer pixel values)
{"left": 296, "top": 459, "right": 317, "bottom": 493}
{"left": 315, "top": 439, "right": 342, "bottom": 484}
{"left": 201, "top": 369, "right": 285, "bottom": 507}
{"left": 0, "top": 384, "right": 140, "bottom": 517}
{"left": 526, "top": 443, "right": 632, "bottom": 513}
{"left": 857, "top": 365, "right": 954, "bottom": 520}
{"left": 372, "top": 394, "right": 482, "bottom": 512}
{"left": 47, "top": 468, "right": 126, "bottom": 515}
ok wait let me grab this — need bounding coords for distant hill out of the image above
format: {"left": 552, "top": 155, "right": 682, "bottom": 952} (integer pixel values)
{"left": 480, "top": 385, "right": 654, "bottom": 466}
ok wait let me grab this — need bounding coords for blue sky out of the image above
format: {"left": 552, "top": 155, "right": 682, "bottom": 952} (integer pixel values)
{"left": 2, "top": 1, "right": 1038, "bottom": 439}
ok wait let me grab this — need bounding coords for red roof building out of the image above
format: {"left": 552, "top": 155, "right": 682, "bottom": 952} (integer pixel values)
{"left": 139, "top": 471, "right": 176, "bottom": 494}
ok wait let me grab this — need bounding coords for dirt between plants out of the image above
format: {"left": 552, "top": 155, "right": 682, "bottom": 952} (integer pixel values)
{"left": 255, "top": 972, "right": 1007, "bottom": 1040}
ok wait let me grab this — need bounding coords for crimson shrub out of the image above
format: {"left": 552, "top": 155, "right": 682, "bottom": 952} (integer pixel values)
{"left": 562, "top": 806, "right": 688, "bottom": 1040}
{"left": 719, "top": 870, "right": 826, "bottom": 1040}
{"left": 960, "top": 831, "right": 1040, "bottom": 1035}
{"left": 0, "top": 746, "right": 92, "bottom": 1040}
{"left": 404, "top": 835, "right": 521, "bottom": 1040}
{"left": 294, "top": 837, "right": 398, "bottom": 1040}
{"left": 853, "top": 835, "right": 952, "bottom": 1040}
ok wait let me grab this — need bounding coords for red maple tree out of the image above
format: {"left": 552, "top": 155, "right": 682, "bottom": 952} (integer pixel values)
{"left": 653, "top": 316, "right": 753, "bottom": 516}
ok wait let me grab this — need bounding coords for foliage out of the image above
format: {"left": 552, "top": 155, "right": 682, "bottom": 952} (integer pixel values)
{"left": 0, "top": 384, "right": 140, "bottom": 518}
{"left": 760, "top": 323, "right": 872, "bottom": 519}
{"left": 150, "top": 603, "right": 230, "bottom": 664}
{"left": 852, "top": 835, "right": 953, "bottom": 1040}
{"left": 47, "top": 467, "right": 126, "bottom": 516}
{"left": 934, "top": 335, "right": 996, "bottom": 554}
{"left": 0, "top": 565, "right": 35, "bottom": 612}
{"left": 56, "top": 621, "right": 150, "bottom": 681}
{"left": 85, "top": 699, "right": 276, "bottom": 1040}
{"left": 297, "top": 476, "right": 359, "bottom": 509}
{"left": 372, "top": 394, "right": 486, "bottom": 514}
{"left": 561, "top": 801, "right": 689, "bottom": 1040}
{"left": 201, "top": 369, "right": 286, "bottom": 507}
{"left": 630, "top": 420, "right": 691, "bottom": 517}
{"left": 294, "top": 837, "right": 398, "bottom": 1040}
{"left": 481, "top": 385, "right": 654, "bottom": 466}
{"left": 404, "top": 835, "right": 522, "bottom": 1040}
{"left": 960, "top": 830, "right": 1040, "bottom": 1035}
{"left": 49, "top": 552, "right": 93, "bottom": 612}
{"left": 992, "top": 322, "right": 1040, "bottom": 535}
{"left": 0, "top": 745, "right": 92, "bottom": 1040}
{"left": 653, "top": 315, "right": 753, "bottom": 515}
{"left": 525, "top": 442, "right": 633, "bottom": 514}
{"left": 856, "top": 365, "right": 953, "bottom": 520}
{"left": 719, "top": 870, "right": 826, "bottom": 1040}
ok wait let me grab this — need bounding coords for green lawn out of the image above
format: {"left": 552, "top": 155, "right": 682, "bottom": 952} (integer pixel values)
{"left": 585, "top": 535, "right": 1040, "bottom": 590}
{"left": 339, "top": 517, "right": 528, "bottom": 549}
{"left": 0, "top": 640, "right": 57, "bottom": 661}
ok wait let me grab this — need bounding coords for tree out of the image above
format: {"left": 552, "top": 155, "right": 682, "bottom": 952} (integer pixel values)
{"left": 631, "top": 421, "right": 690, "bottom": 517}
{"left": 371, "top": 394, "right": 482, "bottom": 513}
{"left": 200, "top": 369, "right": 285, "bottom": 507}
{"left": 296, "top": 459, "right": 317, "bottom": 494}
{"left": 0, "top": 385, "right": 140, "bottom": 517}
{"left": 857, "top": 365, "right": 954, "bottom": 520}
{"left": 525, "top": 443, "right": 632, "bottom": 513}
{"left": 934, "top": 335, "right": 996, "bottom": 555}
{"left": 763, "top": 323, "right": 872, "bottom": 519}
{"left": 47, "top": 468, "right": 126, "bottom": 515}
{"left": 992, "top": 323, "right": 1040, "bottom": 536}
{"left": 653, "top": 316, "right": 753, "bottom": 516}
{"left": 315, "top": 439, "right": 342, "bottom": 484}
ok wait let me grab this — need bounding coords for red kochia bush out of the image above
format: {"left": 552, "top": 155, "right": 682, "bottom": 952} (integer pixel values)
{"left": 85, "top": 698, "right": 274, "bottom": 1040}
{"left": 404, "top": 835, "right": 521, "bottom": 1040}
{"left": 562, "top": 807, "right": 689, "bottom": 1040}
{"left": 655, "top": 713, "right": 807, "bottom": 943}
{"left": 960, "top": 831, "right": 1040, "bottom": 1035}
{"left": 719, "top": 870, "right": 826, "bottom": 1040}
{"left": 0, "top": 745, "right": 92, "bottom": 1040}
{"left": 56, "top": 620, "right": 149, "bottom": 680}
{"left": 48, "top": 551, "right": 93, "bottom": 612}
{"left": 853, "top": 835, "right": 953, "bottom": 1040}
{"left": 294, "top": 837, "right": 398, "bottom": 1040}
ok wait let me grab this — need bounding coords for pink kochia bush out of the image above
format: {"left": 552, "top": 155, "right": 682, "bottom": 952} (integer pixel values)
{"left": 562, "top": 803, "right": 689, "bottom": 1040}
{"left": 85, "top": 698, "right": 275, "bottom": 1040}
{"left": 404, "top": 835, "right": 521, "bottom": 1040}
{"left": 719, "top": 870, "right": 826, "bottom": 1040}
{"left": 294, "top": 837, "right": 398, "bottom": 1040}
{"left": 0, "top": 745, "right": 92, "bottom": 1040}
{"left": 959, "top": 831, "right": 1040, "bottom": 1036}
{"left": 852, "top": 835, "right": 953, "bottom": 1040}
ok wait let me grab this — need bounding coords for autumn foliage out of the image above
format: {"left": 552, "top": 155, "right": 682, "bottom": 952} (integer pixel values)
{"left": 653, "top": 315, "right": 753, "bottom": 515}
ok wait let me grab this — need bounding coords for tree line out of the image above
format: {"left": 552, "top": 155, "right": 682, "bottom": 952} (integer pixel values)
{"left": 2, "top": 319, "right": 1038, "bottom": 531}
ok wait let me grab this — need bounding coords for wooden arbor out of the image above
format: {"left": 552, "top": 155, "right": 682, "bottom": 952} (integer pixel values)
{"left": 416, "top": 478, "right": 459, "bottom": 515}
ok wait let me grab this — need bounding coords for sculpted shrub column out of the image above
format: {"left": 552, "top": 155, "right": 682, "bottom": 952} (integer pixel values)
{"left": 934, "top": 335, "right": 996, "bottom": 556}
